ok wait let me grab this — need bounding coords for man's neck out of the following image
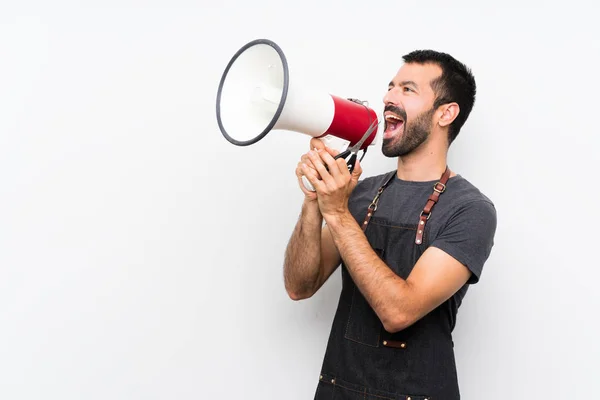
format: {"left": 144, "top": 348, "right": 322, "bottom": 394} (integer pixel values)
{"left": 395, "top": 143, "right": 451, "bottom": 182}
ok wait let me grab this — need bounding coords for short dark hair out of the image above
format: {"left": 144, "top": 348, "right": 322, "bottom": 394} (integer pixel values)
{"left": 402, "top": 50, "right": 476, "bottom": 144}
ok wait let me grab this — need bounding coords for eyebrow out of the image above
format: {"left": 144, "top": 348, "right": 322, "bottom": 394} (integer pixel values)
{"left": 388, "top": 80, "right": 419, "bottom": 89}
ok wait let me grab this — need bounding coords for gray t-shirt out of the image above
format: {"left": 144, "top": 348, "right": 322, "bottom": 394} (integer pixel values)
{"left": 348, "top": 171, "right": 497, "bottom": 295}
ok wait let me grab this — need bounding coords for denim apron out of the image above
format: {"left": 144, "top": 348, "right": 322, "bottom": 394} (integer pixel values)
{"left": 314, "top": 168, "right": 458, "bottom": 400}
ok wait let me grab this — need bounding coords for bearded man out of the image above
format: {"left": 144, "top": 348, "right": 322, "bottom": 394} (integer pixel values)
{"left": 284, "top": 50, "right": 497, "bottom": 400}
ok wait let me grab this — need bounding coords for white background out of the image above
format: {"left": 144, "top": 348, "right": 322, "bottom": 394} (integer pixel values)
{"left": 1, "top": 1, "right": 599, "bottom": 399}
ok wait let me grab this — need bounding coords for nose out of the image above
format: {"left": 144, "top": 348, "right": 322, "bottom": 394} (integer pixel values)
{"left": 383, "top": 88, "right": 398, "bottom": 107}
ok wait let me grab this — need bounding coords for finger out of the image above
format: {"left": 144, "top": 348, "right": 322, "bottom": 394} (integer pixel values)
{"left": 310, "top": 138, "right": 326, "bottom": 152}
{"left": 300, "top": 152, "right": 320, "bottom": 171}
{"left": 296, "top": 162, "right": 308, "bottom": 180}
{"left": 335, "top": 156, "right": 351, "bottom": 180}
{"left": 296, "top": 160, "right": 321, "bottom": 183}
{"left": 301, "top": 162, "right": 326, "bottom": 192}
{"left": 309, "top": 138, "right": 338, "bottom": 158}
{"left": 318, "top": 148, "right": 344, "bottom": 180}
{"left": 307, "top": 150, "right": 335, "bottom": 186}
{"left": 350, "top": 158, "right": 362, "bottom": 184}
{"left": 352, "top": 158, "right": 363, "bottom": 178}
{"left": 299, "top": 148, "right": 322, "bottom": 174}
{"left": 323, "top": 146, "right": 340, "bottom": 157}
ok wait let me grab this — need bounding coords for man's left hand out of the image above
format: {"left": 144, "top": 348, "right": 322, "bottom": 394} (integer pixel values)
{"left": 300, "top": 148, "right": 362, "bottom": 221}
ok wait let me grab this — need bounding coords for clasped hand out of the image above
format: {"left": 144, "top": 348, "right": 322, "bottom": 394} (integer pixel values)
{"left": 295, "top": 138, "right": 363, "bottom": 219}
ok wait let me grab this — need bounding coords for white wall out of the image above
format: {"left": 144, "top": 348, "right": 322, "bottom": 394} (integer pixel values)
{"left": 1, "top": 1, "right": 599, "bottom": 399}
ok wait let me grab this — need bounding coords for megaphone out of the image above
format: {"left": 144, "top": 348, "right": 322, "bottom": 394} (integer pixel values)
{"left": 215, "top": 38, "right": 380, "bottom": 190}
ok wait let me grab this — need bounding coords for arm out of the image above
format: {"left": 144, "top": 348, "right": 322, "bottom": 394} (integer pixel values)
{"left": 283, "top": 200, "right": 341, "bottom": 300}
{"left": 283, "top": 139, "right": 342, "bottom": 301}
{"left": 325, "top": 213, "right": 472, "bottom": 332}
{"left": 303, "top": 149, "right": 497, "bottom": 332}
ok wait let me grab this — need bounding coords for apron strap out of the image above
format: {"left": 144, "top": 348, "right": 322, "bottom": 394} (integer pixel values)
{"left": 361, "top": 167, "right": 451, "bottom": 245}
{"left": 415, "top": 166, "right": 451, "bottom": 245}
{"left": 361, "top": 171, "right": 396, "bottom": 232}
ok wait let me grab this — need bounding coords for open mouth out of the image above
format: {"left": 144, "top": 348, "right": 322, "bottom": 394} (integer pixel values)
{"left": 384, "top": 113, "right": 405, "bottom": 140}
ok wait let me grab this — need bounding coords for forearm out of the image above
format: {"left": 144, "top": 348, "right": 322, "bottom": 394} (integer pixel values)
{"left": 283, "top": 199, "right": 325, "bottom": 299}
{"left": 325, "top": 211, "right": 414, "bottom": 332}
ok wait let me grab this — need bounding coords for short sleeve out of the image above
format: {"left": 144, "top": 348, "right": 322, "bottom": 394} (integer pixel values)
{"left": 430, "top": 200, "right": 497, "bottom": 284}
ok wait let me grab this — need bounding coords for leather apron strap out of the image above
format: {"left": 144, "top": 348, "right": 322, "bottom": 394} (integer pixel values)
{"left": 415, "top": 167, "right": 451, "bottom": 245}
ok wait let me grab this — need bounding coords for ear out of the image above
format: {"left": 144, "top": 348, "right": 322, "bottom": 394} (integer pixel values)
{"left": 438, "top": 103, "right": 460, "bottom": 128}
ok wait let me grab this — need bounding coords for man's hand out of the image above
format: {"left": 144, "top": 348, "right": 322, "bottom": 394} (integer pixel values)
{"left": 295, "top": 138, "right": 340, "bottom": 201}
{"left": 300, "top": 141, "right": 363, "bottom": 221}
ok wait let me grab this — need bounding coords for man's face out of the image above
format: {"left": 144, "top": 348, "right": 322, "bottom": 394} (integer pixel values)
{"left": 382, "top": 62, "right": 442, "bottom": 157}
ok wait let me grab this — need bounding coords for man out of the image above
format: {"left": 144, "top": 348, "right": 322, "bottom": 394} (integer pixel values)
{"left": 283, "top": 50, "right": 497, "bottom": 399}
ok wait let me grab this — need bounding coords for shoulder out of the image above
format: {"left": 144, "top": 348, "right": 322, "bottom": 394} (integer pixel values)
{"left": 428, "top": 174, "right": 498, "bottom": 252}
{"left": 442, "top": 175, "right": 496, "bottom": 222}
{"left": 429, "top": 175, "right": 497, "bottom": 284}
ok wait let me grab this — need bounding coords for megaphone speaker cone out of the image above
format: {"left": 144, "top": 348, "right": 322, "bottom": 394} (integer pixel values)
{"left": 216, "top": 39, "right": 289, "bottom": 146}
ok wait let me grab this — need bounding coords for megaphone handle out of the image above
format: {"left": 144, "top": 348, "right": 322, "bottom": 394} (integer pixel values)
{"left": 302, "top": 175, "right": 315, "bottom": 192}
{"left": 334, "top": 149, "right": 351, "bottom": 161}
{"left": 346, "top": 153, "right": 357, "bottom": 173}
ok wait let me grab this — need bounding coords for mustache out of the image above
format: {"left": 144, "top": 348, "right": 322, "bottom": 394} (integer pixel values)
{"left": 384, "top": 105, "right": 407, "bottom": 121}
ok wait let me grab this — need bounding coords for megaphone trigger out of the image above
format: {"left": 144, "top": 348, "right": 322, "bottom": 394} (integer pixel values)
{"left": 346, "top": 153, "right": 359, "bottom": 174}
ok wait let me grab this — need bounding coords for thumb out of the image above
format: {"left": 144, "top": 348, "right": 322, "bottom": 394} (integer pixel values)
{"left": 351, "top": 158, "right": 363, "bottom": 180}
{"left": 323, "top": 146, "right": 340, "bottom": 157}
{"left": 309, "top": 138, "right": 326, "bottom": 151}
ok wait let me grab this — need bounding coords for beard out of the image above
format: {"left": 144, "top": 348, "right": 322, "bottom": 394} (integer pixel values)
{"left": 382, "top": 105, "right": 435, "bottom": 158}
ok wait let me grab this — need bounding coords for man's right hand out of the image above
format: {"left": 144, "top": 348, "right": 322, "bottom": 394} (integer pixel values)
{"left": 296, "top": 138, "right": 339, "bottom": 200}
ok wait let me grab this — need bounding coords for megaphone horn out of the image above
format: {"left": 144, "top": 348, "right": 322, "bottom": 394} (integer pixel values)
{"left": 216, "top": 38, "right": 379, "bottom": 151}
